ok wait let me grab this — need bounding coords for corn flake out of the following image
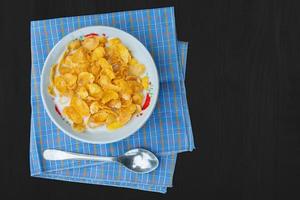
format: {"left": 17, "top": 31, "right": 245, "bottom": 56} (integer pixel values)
{"left": 59, "top": 65, "right": 74, "bottom": 75}
{"left": 70, "top": 96, "right": 90, "bottom": 117}
{"left": 82, "top": 36, "right": 100, "bottom": 51}
{"left": 90, "top": 65, "right": 101, "bottom": 77}
{"left": 70, "top": 48, "right": 88, "bottom": 64}
{"left": 48, "top": 84, "right": 55, "bottom": 96}
{"left": 88, "top": 111, "right": 108, "bottom": 128}
{"left": 77, "top": 72, "right": 95, "bottom": 86}
{"left": 74, "top": 63, "right": 89, "bottom": 74}
{"left": 107, "top": 99, "right": 121, "bottom": 109}
{"left": 63, "top": 73, "right": 77, "bottom": 89}
{"left": 132, "top": 93, "right": 144, "bottom": 105}
{"left": 141, "top": 76, "right": 149, "bottom": 89}
{"left": 89, "top": 101, "right": 101, "bottom": 114}
{"left": 107, "top": 121, "right": 123, "bottom": 130}
{"left": 86, "top": 83, "right": 103, "bottom": 98}
{"left": 92, "top": 46, "right": 105, "bottom": 61}
{"left": 106, "top": 113, "right": 117, "bottom": 125}
{"left": 76, "top": 86, "right": 89, "bottom": 99}
{"left": 128, "top": 63, "right": 145, "bottom": 76}
{"left": 54, "top": 76, "right": 67, "bottom": 94}
{"left": 101, "top": 90, "right": 119, "bottom": 104}
{"left": 68, "top": 39, "right": 81, "bottom": 50}
{"left": 97, "top": 58, "right": 113, "bottom": 70}
{"left": 63, "top": 106, "right": 83, "bottom": 124}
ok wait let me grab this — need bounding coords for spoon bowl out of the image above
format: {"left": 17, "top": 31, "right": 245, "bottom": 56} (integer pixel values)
{"left": 117, "top": 148, "right": 159, "bottom": 173}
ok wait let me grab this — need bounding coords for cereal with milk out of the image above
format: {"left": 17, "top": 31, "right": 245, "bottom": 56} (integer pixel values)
{"left": 48, "top": 35, "right": 149, "bottom": 132}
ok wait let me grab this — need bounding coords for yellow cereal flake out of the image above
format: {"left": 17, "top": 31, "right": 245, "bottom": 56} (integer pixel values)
{"left": 124, "top": 104, "right": 137, "bottom": 114}
{"left": 98, "top": 36, "right": 107, "bottom": 45}
{"left": 86, "top": 96, "right": 97, "bottom": 102}
{"left": 132, "top": 93, "right": 144, "bottom": 105}
{"left": 118, "top": 110, "right": 132, "bottom": 125}
{"left": 88, "top": 111, "right": 108, "bottom": 128}
{"left": 97, "top": 58, "right": 113, "bottom": 70}
{"left": 90, "top": 64, "right": 101, "bottom": 77}
{"left": 61, "top": 56, "right": 73, "bottom": 67}
{"left": 107, "top": 121, "right": 123, "bottom": 130}
{"left": 89, "top": 101, "right": 101, "bottom": 114}
{"left": 76, "top": 86, "right": 89, "bottom": 99}
{"left": 92, "top": 111, "right": 108, "bottom": 122}
{"left": 54, "top": 76, "right": 67, "bottom": 94}
{"left": 107, "top": 99, "right": 121, "bottom": 109}
{"left": 121, "top": 99, "right": 132, "bottom": 107}
{"left": 128, "top": 63, "right": 145, "bottom": 76}
{"left": 82, "top": 36, "right": 100, "bottom": 51}
{"left": 129, "top": 58, "right": 138, "bottom": 66}
{"left": 141, "top": 76, "right": 149, "bottom": 89}
{"left": 63, "top": 106, "right": 83, "bottom": 124}
{"left": 91, "top": 46, "right": 105, "bottom": 61}
{"left": 135, "top": 104, "right": 142, "bottom": 114}
{"left": 128, "top": 80, "right": 143, "bottom": 93}
{"left": 48, "top": 84, "right": 55, "bottom": 96}
{"left": 118, "top": 44, "right": 131, "bottom": 64}
{"left": 125, "top": 75, "right": 138, "bottom": 81}
{"left": 101, "top": 90, "right": 119, "bottom": 104}
{"left": 74, "top": 63, "right": 89, "bottom": 74}
{"left": 86, "top": 83, "right": 103, "bottom": 98}
{"left": 108, "top": 38, "right": 121, "bottom": 46}
{"left": 77, "top": 72, "right": 95, "bottom": 86}
{"left": 63, "top": 73, "right": 77, "bottom": 89}
{"left": 68, "top": 39, "right": 81, "bottom": 50}
{"left": 70, "top": 96, "right": 90, "bottom": 117}
{"left": 101, "top": 68, "right": 115, "bottom": 80}
{"left": 70, "top": 48, "right": 88, "bottom": 63}
{"left": 59, "top": 65, "right": 74, "bottom": 75}
{"left": 49, "top": 64, "right": 57, "bottom": 84}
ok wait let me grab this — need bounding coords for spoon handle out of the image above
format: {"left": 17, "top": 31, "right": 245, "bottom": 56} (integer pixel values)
{"left": 43, "top": 149, "right": 116, "bottom": 162}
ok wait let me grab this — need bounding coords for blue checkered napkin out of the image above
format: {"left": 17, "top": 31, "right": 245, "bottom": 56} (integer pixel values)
{"left": 30, "top": 7, "right": 194, "bottom": 193}
{"left": 30, "top": 42, "right": 188, "bottom": 193}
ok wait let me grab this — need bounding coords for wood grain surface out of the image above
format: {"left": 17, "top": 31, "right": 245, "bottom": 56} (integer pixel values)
{"left": 0, "top": 0, "right": 299, "bottom": 199}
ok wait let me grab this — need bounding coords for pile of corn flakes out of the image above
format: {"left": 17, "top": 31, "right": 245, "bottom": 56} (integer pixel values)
{"left": 48, "top": 35, "right": 149, "bottom": 132}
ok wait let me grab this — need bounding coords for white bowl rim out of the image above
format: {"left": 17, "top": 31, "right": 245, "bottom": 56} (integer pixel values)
{"left": 40, "top": 25, "right": 159, "bottom": 144}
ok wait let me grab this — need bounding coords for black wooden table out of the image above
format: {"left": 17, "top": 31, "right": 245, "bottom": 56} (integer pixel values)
{"left": 1, "top": 0, "right": 299, "bottom": 199}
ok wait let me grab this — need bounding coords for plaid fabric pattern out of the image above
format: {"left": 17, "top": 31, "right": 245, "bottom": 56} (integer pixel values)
{"left": 30, "top": 7, "right": 194, "bottom": 193}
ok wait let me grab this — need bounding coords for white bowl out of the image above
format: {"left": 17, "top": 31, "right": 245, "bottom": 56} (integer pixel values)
{"left": 40, "top": 26, "right": 159, "bottom": 144}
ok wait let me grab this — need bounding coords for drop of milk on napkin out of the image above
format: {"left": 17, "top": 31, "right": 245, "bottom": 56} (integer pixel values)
{"left": 132, "top": 152, "right": 152, "bottom": 169}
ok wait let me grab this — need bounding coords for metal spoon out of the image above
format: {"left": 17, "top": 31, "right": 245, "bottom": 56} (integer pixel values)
{"left": 43, "top": 148, "right": 159, "bottom": 173}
